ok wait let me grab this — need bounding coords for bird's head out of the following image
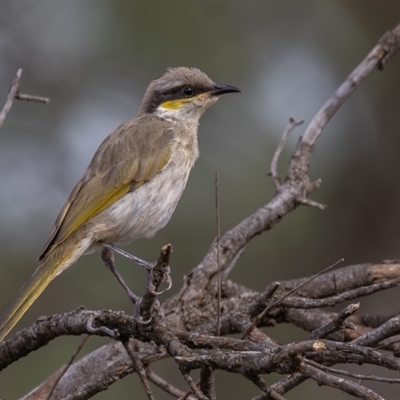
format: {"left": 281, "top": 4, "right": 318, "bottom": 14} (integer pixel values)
{"left": 139, "top": 67, "right": 240, "bottom": 123}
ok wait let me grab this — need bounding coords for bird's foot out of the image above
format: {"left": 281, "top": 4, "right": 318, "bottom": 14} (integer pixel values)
{"left": 101, "top": 243, "right": 173, "bottom": 324}
{"left": 102, "top": 242, "right": 156, "bottom": 270}
{"left": 100, "top": 245, "right": 141, "bottom": 305}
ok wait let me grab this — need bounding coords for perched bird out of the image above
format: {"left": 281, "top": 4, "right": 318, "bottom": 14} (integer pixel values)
{"left": 0, "top": 67, "right": 240, "bottom": 341}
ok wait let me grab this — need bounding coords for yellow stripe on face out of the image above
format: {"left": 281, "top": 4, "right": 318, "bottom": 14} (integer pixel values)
{"left": 160, "top": 99, "right": 192, "bottom": 109}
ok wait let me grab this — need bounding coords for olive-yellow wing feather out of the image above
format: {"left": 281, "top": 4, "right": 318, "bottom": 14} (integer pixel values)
{"left": 39, "top": 116, "right": 173, "bottom": 260}
{"left": 0, "top": 116, "right": 173, "bottom": 342}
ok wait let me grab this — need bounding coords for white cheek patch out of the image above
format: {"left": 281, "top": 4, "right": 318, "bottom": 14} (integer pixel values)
{"left": 155, "top": 106, "right": 184, "bottom": 121}
{"left": 155, "top": 96, "right": 217, "bottom": 122}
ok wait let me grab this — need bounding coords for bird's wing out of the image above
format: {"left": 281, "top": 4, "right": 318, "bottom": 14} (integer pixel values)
{"left": 39, "top": 117, "right": 173, "bottom": 260}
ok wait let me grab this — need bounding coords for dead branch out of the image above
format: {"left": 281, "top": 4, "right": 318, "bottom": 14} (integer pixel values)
{"left": 0, "top": 68, "right": 50, "bottom": 130}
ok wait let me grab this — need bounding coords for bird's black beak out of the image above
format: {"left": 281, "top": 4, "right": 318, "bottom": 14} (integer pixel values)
{"left": 211, "top": 84, "right": 241, "bottom": 96}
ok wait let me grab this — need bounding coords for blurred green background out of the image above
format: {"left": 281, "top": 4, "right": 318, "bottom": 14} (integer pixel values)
{"left": 1, "top": 2, "right": 400, "bottom": 399}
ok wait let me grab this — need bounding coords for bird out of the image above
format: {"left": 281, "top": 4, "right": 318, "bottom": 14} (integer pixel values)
{"left": 0, "top": 67, "right": 240, "bottom": 341}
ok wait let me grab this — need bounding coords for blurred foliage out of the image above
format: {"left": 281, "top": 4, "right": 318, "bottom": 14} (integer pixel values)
{"left": 0, "top": 2, "right": 400, "bottom": 399}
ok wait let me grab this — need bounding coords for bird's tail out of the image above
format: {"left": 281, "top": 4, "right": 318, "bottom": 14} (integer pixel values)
{"left": 0, "top": 249, "right": 77, "bottom": 342}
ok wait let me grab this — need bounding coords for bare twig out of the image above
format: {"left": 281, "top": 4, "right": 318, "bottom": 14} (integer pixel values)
{"left": 215, "top": 171, "right": 222, "bottom": 336}
{"left": 0, "top": 68, "right": 50, "bottom": 131}
{"left": 245, "top": 373, "right": 287, "bottom": 400}
{"left": 122, "top": 339, "right": 155, "bottom": 400}
{"left": 306, "top": 303, "right": 359, "bottom": 340}
{"left": 268, "top": 373, "right": 307, "bottom": 399}
{"left": 46, "top": 335, "right": 90, "bottom": 400}
{"left": 300, "top": 360, "right": 384, "bottom": 400}
{"left": 270, "top": 117, "right": 304, "bottom": 189}
{"left": 242, "top": 259, "right": 343, "bottom": 338}
{"left": 353, "top": 314, "right": 400, "bottom": 347}
{"left": 302, "top": 358, "right": 400, "bottom": 384}
{"left": 278, "top": 276, "right": 400, "bottom": 309}
{"left": 146, "top": 367, "right": 187, "bottom": 397}
{"left": 146, "top": 367, "right": 188, "bottom": 398}
{"left": 278, "top": 261, "right": 400, "bottom": 298}
{"left": 14, "top": 92, "right": 50, "bottom": 104}
{"left": 0, "top": 69, "right": 22, "bottom": 130}
{"left": 180, "top": 369, "right": 207, "bottom": 400}
{"left": 297, "top": 196, "right": 326, "bottom": 210}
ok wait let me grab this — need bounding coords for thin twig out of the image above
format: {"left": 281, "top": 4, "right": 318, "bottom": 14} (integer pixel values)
{"left": 0, "top": 69, "right": 22, "bottom": 130}
{"left": 245, "top": 373, "right": 287, "bottom": 400}
{"left": 306, "top": 303, "right": 359, "bottom": 340}
{"left": 180, "top": 369, "right": 208, "bottom": 400}
{"left": 302, "top": 358, "right": 400, "bottom": 384}
{"left": 146, "top": 367, "right": 187, "bottom": 398}
{"left": 279, "top": 276, "right": 400, "bottom": 309}
{"left": 265, "top": 373, "right": 307, "bottom": 399}
{"left": 0, "top": 68, "right": 50, "bottom": 131}
{"left": 46, "top": 334, "right": 90, "bottom": 400}
{"left": 122, "top": 339, "right": 155, "bottom": 400}
{"left": 215, "top": 171, "right": 222, "bottom": 336}
{"left": 15, "top": 92, "right": 50, "bottom": 104}
{"left": 300, "top": 360, "right": 384, "bottom": 399}
{"left": 242, "top": 259, "right": 344, "bottom": 338}
{"left": 270, "top": 117, "right": 304, "bottom": 189}
{"left": 297, "top": 196, "right": 327, "bottom": 210}
{"left": 177, "top": 392, "right": 193, "bottom": 400}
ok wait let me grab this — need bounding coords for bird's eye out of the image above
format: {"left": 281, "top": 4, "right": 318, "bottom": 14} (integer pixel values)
{"left": 182, "top": 86, "right": 195, "bottom": 98}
